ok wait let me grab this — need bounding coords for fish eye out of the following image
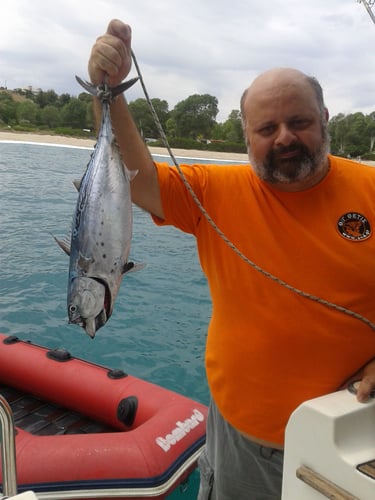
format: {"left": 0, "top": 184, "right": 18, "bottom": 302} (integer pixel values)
{"left": 69, "top": 304, "right": 77, "bottom": 314}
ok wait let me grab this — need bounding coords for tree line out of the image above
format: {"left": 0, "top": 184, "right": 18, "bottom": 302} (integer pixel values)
{"left": 0, "top": 87, "right": 374, "bottom": 159}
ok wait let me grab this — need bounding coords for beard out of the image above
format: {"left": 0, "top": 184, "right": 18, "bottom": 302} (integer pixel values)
{"left": 248, "top": 128, "right": 330, "bottom": 185}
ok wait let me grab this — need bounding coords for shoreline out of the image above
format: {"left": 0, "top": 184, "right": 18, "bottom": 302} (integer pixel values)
{"left": 0, "top": 130, "right": 249, "bottom": 162}
{"left": 1, "top": 130, "right": 374, "bottom": 166}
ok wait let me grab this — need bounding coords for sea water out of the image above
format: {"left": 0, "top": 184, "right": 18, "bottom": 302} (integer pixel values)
{"left": 0, "top": 141, "right": 245, "bottom": 498}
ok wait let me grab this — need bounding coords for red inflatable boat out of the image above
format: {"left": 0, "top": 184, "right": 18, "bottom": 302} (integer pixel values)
{"left": 0, "top": 333, "right": 207, "bottom": 499}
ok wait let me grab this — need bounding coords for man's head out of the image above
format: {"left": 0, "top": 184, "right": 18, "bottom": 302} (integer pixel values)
{"left": 241, "top": 68, "right": 330, "bottom": 191}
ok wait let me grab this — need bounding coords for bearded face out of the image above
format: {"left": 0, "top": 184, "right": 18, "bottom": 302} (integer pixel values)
{"left": 248, "top": 121, "right": 330, "bottom": 185}
{"left": 241, "top": 69, "right": 330, "bottom": 189}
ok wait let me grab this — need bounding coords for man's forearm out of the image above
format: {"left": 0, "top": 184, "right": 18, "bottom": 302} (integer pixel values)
{"left": 100, "top": 94, "right": 164, "bottom": 218}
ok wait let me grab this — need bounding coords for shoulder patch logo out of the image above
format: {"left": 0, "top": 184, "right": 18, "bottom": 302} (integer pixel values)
{"left": 337, "top": 212, "right": 371, "bottom": 241}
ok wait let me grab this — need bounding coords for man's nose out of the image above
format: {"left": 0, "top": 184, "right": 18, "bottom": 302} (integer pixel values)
{"left": 274, "top": 124, "right": 297, "bottom": 146}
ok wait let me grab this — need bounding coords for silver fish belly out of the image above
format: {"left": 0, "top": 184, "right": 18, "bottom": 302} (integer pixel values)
{"left": 59, "top": 78, "right": 140, "bottom": 338}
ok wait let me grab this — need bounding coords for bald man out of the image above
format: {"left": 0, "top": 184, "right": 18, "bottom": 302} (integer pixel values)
{"left": 88, "top": 20, "right": 375, "bottom": 499}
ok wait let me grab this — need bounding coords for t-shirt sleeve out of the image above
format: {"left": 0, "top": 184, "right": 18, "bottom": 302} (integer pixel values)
{"left": 151, "top": 162, "right": 206, "bottom": 235}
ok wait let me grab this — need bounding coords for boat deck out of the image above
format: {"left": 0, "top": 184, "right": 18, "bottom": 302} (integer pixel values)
{"left": 0, "top": 385, "right": 115, "bottom": 436}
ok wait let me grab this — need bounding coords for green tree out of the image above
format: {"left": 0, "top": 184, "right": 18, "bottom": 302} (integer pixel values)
{"left": 213, "top": 109, "right": 243, "bottom": 142}
{"left": 78, "top": 92, "right": 93, "bottom": 105}
{"left": 0, "top": 92, "right": 17, "bottom": 124}
{"left": 165, "top": 117, "right": 177, "bottom": 138}
{"left": 211, "top": 122, "right": 225, "bottom": 140}
{"left": 328, "top": 113, "right": 348, "bottom": 154}
{"left": 40, "top": 105, "right": 61, "bottom": 128}
{"left": 329, "top": 112, "right": 375, "bottom": 157}
{"left": 61, "top": 98, "right": 87, "bottom": 129}
{"left": 366, "top": 112, "right": 375, "bottom": 152}
{"left": 58, "top": 93, "right": 72, "bottom": 107}
{"left": 16, "top": 99, "right": 39, "bottom": 125}
{"left": 84, "top": 100, "right": 95, "bottom": 131}
{"left": 128, "top": 97, "right": 169, "bottom": 138}
{"left": 35, "top": 89, "right": 59, "bottom": 108}
{"left": 150, "top": 98, "right": 169, "bottom": 135}
{"left": 345, "top": 112, "right": 369, "bottom": 157}
{"left": 172, "top": 94, "right": 219, "bottom": 138}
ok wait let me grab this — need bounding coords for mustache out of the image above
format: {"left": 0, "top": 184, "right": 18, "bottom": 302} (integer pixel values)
{"left": 272, "top": 142, "right": 306, "bottom": 155}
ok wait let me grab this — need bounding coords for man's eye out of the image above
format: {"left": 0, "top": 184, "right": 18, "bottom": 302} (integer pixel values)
{"left": 290, "top": 119, "right": 310, "bottom": 129}
{"left": 258, "top": 125, "right": 275, "bottom": 136}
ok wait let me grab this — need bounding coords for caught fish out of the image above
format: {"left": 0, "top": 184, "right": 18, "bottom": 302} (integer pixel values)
{"left": 56, "top": 76, "right": 143, "bottom": 338}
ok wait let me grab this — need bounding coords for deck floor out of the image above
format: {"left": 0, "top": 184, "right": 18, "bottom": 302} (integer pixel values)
{"left": 0, "top": 385, "right": 116, "bottom": 435}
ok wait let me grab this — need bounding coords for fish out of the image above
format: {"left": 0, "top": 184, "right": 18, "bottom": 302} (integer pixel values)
{"left": 56, "top": 75, "right": 143, "bottom": 338}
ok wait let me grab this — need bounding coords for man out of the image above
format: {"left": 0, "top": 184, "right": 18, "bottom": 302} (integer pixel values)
{"left": 88, "top": 19, "right": 375, "bottom": 499}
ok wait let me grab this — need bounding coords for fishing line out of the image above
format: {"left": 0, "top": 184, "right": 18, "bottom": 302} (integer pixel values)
{"left": 130, "top": 50, "right": 375, "bottom": 331}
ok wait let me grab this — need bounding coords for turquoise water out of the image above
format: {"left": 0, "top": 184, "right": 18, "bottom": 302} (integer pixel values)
{"left": 0, "top": 142, "right": 218, "bottom": 498}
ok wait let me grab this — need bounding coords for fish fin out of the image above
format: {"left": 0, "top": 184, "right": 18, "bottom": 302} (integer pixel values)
{"left": 75, "top": 76, "right": 138, "bottom": 100}
{"left": 54, "top": 235, "right": 71, "bottom": 256}
{"left": 73, "top": 178, "right": 81, "bottom": 191}
{"left": 78, "top": 254, "right": 95, "bottom": 272}
{"left": 75, "top": 76, "right": 97, "bottom": 96}
{"left": 127, "top": 168, "right": 138, "bottom": 182}
{"left": 111, "top": 78, "right": 139, "bottom": 97}
{"left": 123, "top": 262, "right": 147, "bottom": 274}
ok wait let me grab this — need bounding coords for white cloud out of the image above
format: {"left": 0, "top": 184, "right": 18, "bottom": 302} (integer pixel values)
{"left": 0, "top": 0, "right": 374, "bottom": 121}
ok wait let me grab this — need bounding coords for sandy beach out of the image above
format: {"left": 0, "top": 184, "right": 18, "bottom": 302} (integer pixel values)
{"left": 1, "top": 130, "right": 374, "bottom": 166}
{"left": 0, "top": 130, "right": 249, "bottom": 162}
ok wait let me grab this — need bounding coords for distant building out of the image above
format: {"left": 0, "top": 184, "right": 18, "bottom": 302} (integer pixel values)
{"left": 15, "top": 85, "right": 42, "bottom": 95}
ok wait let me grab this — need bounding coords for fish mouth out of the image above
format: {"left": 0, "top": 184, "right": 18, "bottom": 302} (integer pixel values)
{"left": 86, "top": 309, "right": 107, "bottom": 339}
{"left": 93, "top": 277, "right": 112, "bottom": 318}
{"left": 87, "top": 277, "right": 112, "bottom": 336}
{"left": 68, "top": 307, "right": 106, "bottom": 338}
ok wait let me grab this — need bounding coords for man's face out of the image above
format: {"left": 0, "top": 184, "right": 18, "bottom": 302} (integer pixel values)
{"left": 243, "top": 74, "right": 329, "bottom": 187}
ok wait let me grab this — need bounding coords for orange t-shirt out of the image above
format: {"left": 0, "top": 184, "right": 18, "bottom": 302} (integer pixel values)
{"left": 153, "top": 155, "right": 375, "bottom": 445}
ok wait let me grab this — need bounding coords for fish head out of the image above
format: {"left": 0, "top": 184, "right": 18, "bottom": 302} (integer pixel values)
{"left": 68, "top": 277, "right": 109, "bottom": 338}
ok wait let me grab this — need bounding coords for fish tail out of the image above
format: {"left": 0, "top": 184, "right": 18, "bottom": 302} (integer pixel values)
{"left": 111, "top": 78, "right": 139, "bottom": 97}
{"left": 75, "top": 76, "right": 138, "bottom": 100}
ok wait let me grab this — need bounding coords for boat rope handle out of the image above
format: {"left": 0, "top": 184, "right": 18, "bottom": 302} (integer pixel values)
{"left": 131, "top": 50, "right": 375, "bottom": 332}
{"left": 296, "top": 465, "right": 359, "bottom": 500}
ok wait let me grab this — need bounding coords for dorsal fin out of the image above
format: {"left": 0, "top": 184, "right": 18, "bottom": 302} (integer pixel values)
{"left": 54, "top": 235, "right": 71, "bottom": 256}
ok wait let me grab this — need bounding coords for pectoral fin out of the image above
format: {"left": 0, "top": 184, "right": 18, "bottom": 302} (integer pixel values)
{"left": 78, "top": 254, "right": 95, "bottom": 273}
{"left": 123, "top": 262, "right": 147, "bottom": 274}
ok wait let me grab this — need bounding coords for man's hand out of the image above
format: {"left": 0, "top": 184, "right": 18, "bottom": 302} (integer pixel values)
{"left": 88, "top": 19, "right": 132, "bottom": 87}
{"left": 355, "top": 358, "right": 375, "bottom": 402}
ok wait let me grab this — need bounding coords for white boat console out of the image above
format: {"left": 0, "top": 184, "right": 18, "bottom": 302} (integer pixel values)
{"left": 282, "top": 384, "right": 375, "bottom": 499}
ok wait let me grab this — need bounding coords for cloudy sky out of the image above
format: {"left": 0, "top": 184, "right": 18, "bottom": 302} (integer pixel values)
{"left": 0, "top": 0, "right": 374, "bottom": 121}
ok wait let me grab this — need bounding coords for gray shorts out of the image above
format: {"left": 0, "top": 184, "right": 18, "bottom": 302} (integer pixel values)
{"left": 198, "top": 400, "right": 284, "bottom": 500}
